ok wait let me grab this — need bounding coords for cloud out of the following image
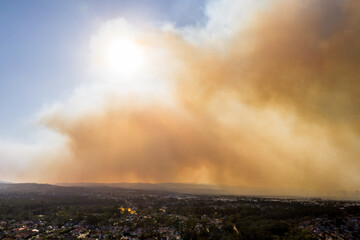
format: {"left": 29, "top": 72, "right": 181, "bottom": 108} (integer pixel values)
{"left": 8, "top": 0, "right": 360, "bottom": 196}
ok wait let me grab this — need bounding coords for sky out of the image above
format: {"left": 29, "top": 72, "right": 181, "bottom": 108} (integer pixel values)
{"left": 0, "top": 0, "right": 206, "bottom": 139}
{"left": 1, "top": 0, "right": 360, "bottom": 198}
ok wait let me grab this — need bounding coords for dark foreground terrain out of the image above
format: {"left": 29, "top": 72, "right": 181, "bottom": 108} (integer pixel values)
{"left": 0, "top": 183, "right": 359, "bottom": 239}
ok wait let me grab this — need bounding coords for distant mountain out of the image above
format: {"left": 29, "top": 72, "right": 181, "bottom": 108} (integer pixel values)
{"left": 0, "top": 182, "right": 158, "bottom": 196}
{"left": 0, "top": 183, "right": 65, "bottom": 193}
{"left": 1, "top": 182, "right": 358, "bottom": 200}
{"left": 57, "top": 182, "right": 286, "bottom": 196}
{"left": 58, "top": 182, "right": 228, "bottom": 195}
{"left": 56, "top": 182, "right": 360, "bottom": 200}
{"left": 55, "top": 182, "right": 299, "bottom": 197}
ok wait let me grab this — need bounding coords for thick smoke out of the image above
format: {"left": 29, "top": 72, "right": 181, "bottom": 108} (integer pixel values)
{"left": 35, "top": 0, "right": 360, "bottom": 195}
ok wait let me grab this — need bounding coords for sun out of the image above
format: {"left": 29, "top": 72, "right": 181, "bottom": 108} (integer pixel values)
{"left": 104, "top": 38, "right": 143, "bottom": 77}
{"left": 90, "top": 31, "right": 145, "bottom": 79}
{"left": 88, "top": 20, "right": 171, "bottom": 97}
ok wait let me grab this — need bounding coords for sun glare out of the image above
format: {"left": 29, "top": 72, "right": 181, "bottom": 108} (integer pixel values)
{"left": 89, "top": 21, "right": 172, "bottom": 97}
{"left": 104, "top": 39, "right": 143, "bottom": 77}
{"left": 91, "top": 32, "right": 145, "bottom": 79}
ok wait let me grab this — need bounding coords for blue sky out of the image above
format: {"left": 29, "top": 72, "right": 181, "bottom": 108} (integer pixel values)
{"left": 0, "top": 0, "right": 206, "bottom": 140}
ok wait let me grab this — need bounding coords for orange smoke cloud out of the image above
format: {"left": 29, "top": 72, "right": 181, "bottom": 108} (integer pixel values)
{"left": 33, "top": 0, "right": 360, "bottom": 195}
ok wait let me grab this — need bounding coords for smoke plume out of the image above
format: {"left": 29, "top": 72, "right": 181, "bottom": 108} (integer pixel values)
{"left": 30, "top": 0, "right": 360, "bottom": 195}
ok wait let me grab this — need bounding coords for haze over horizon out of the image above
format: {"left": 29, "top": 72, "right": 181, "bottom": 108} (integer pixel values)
{"left": 1, "top": 0, "right": 360, "bottom": 198}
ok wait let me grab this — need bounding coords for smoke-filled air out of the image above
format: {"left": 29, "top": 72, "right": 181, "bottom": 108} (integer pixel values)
{"left": 2, "top": 0, "right": 360, "bottom": 197}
